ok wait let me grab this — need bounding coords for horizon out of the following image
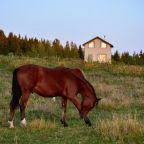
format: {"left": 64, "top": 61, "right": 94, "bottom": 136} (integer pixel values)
{"left": 1, "top": 0, "right": 144, "bottom": 54}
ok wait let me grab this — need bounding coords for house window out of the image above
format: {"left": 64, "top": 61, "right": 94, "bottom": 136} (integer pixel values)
{"left": 98, "top": 54, "right": 107, "bottom": 62}
{"left": 101, "top": 42, "right": 107, "bottom": 48}
{"left": 88, "top": 54, "right": 93, "bottom": 62}
{"left": 88, "top": 42, "right": 94, "bottom": 48}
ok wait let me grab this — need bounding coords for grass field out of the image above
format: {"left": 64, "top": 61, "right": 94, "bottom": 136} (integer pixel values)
{"left": 0, "top": 55, "right": 144, "bottom": 144}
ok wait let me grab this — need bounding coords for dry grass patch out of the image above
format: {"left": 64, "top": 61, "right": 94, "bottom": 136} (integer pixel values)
{"left": 95, "top": 83, "right": 133, "bottom": 109}
{"left": 97, "top": 114, "right": 144, "bottom": 141}
{"left": 99, "top": 94, "right": 133, "bottom": 109}
{"left": 29, "top": 118, "right": 56, "bottom": 130}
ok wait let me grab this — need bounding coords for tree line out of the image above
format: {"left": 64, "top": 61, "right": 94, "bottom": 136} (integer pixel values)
{"left": 0, "top": 29, "right": 144, "bottom": 65}
{"left": 112, "top": 50, "right": 144, "bottom": 65}
{"left": 0, "top": 30, "right": 84, "bottom": 59}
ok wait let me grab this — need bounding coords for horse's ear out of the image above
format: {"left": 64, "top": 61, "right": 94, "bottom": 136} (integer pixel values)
{"left": 97, "top": 98, "right": 102, "bottom": 101}
{"left": 95, "top": 98, "right": 102, "bottom": 107}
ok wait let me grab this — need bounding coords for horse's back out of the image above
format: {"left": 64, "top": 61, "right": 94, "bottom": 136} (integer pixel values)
{"left": 15, "top": 64, "right": 84, "bottom": 97}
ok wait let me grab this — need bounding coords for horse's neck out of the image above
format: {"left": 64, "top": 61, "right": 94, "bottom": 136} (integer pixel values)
{"left": 79, "top": 82, "right": 92, "bottom": 97}
{"left": 80, "top": 80, "right": 97, "bottom": 101}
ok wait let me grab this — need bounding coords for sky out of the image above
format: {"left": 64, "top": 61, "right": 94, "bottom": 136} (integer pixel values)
{"left": 0, "top": 0, "right": 144, "bottom": 54}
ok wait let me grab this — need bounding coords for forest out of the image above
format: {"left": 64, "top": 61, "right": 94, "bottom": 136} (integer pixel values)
{"left": 0, "top": 29, "right": 83, "bottom": 59}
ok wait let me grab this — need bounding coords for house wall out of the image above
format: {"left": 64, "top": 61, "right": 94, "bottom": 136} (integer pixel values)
{"left": 84, "top": 39, "right": 112, "bottom": 63}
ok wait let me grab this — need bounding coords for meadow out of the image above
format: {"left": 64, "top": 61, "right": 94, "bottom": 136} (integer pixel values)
{"left": 0, "top": 55, "right": 144, "bottom": 144}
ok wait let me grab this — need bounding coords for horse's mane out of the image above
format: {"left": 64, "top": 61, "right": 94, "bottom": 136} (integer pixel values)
{"left": 55, "top": 67, "right": 96, "bottom": 98}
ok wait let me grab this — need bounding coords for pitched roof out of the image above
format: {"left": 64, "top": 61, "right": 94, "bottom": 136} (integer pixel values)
{"left": 83, "top": 36, "right": 113, "bottom": 48}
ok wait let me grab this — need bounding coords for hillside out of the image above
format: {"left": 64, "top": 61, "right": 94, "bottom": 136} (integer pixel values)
{"left": 0, "top": 55, "right": 144, "bottom": 144}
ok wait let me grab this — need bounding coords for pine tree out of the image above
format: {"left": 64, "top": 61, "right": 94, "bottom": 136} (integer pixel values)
{"left": 113, "top": 50, "right": 120, "bottom": 62}
{"left": 0, "top": 30, "right": 7, "bottom": 54}
{"left": 132, "top": 51, "right": 138, "bottom": 65}
{"left": 64, "top": 41, "right": 71, "bottom": 58}
{"left": 70, "top": 42, "right": 79, "bottom": 58}
{"left": 52, "top": 39, "right": 63, "bottom": 57}
{"left": 121, "top": 52, "right": 132, "bottom": 64}
{"left": 139, "top": 50, "right": 144, "bottom": 65}
{"left": 7, "top": 32, "right": 16, "bottom": 53}
{"left": 78, "top": 45, "right": 84, "bottom": 59}
{"left": 42, "top": 40, "right": 51, "bottom": 57}
{"left": 20, "top": 36, "right": 28, "bottom": 54}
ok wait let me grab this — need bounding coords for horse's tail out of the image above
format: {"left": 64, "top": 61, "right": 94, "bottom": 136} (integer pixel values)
{"left": 10, "top": 68, "right": 22, "bottom": 111}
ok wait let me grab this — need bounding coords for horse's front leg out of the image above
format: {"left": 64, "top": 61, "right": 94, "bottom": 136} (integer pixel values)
{"left": 61, "top": 97, "right": 68, "bottom": 127}
{"left": 19, "top": 91, "right": 30, "bottom": 127}
{"left": 81, "top": 100, "right": 93, "bottom": 127}
{"left": 69, "top": 96, "right": 81, "bottom": 116}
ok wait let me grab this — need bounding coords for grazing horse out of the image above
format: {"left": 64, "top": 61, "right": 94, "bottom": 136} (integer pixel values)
{"left": 8, "top": 64, "right": 101, "bottom": 128}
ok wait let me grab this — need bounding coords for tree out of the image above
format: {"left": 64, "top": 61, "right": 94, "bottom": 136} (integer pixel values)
{"left": 42, "top": 40, "right": 51, "bottom": 57}
{"left": 7, "top": 32, "right": 16, "bottom": 53}
{"left": 0, "top": 30, "right": 7, "bottom": 54}
{"left": 78, "top": 45, "right": 84, "bottom": 59}
{"left": 113, "top": 50, "right": 120, "bottom": 62}
{"left": 52, "top": 39, "right": 63, "bottom": 57}
{"left": 121, "top": 52, "right": 132, "bottom": 64}
{"left": 64, "top": 41, "right": 71, "bottom": 58}
{"left": 139, "top": 50, "right": 144, "bottom": 65}
{"left": 70, "top": 42, "right": 79, "bottom": 58}
{"left": 132, "top": 51, "right": 140, "bottom": 65}
{"left": 19, "top": 36, "right": 29, "bottom": 54}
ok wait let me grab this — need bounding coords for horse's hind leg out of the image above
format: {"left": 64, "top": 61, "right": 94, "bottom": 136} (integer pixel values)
{"left": 8, "top": 109, "right": 15, "bottom": 128}
{"left": 61, "top": 97, "right": 68, "bottom": 127}
{"left": 19, "top": 91, "right": 30, "bottom": 127}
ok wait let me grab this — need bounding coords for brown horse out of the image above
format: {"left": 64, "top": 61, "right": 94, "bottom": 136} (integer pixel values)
{"left": 8, "top": 64, "right": 101, "bottom": 128}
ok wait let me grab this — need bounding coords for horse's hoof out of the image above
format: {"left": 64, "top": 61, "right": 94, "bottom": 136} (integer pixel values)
{"left": 60, "top": 119, "right": 64, "bottom": 124}
{"left": 84, "top": 117, "right": 92, "bottom": 127}
{"left": 21, "top": 123, "right": 27, "bottom": 127}
{"left": 8, "top": 121, "right": 14, "bottom": 128}
{"left": 86, "top": 122, "right": 92, "bottom": 127}
{"left": 61, "top": 119, "right": 68, "bottom": 127}
{"left": 63, "top": 123, "right": 68, "bottom": 127}
{"left": 88, "top": 123, "right": 92, "bottom": 127}
{"left": 21, "top": 118, "right": 27, "bottom": 127}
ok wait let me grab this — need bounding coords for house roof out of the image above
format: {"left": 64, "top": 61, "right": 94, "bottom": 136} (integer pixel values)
{"left": 83, "top": 36, "right": 113, "bottom": 48}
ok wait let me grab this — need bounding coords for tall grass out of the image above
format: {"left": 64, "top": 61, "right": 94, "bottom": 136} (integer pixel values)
{"left": 29, "top": 118, "right": 56, "bottom": 130}
{"left": 84, "top": 62, "right": 144, "bottom": 77}
{"left": 97, "top": 113, "right": 144, "bottom": 141}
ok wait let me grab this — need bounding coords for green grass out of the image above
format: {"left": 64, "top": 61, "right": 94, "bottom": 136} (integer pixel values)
{"left": 0, "top": 55, "right": 144, "bottom": 144}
